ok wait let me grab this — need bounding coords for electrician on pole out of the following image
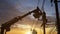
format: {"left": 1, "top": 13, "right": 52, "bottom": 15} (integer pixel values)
{"left": 32, "top": 6, "right": 42, "bottom": 34}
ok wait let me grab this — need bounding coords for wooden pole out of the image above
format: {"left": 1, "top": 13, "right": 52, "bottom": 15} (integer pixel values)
{"left": 54, "top": 0, "right": 60, "bottom": 34}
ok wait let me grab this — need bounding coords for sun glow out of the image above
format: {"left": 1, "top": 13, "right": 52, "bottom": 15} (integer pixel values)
{"left": 25, "top": 31, "right": 32, "bottom": 34}
{"left": 13, "top": 24, "right": 31, "bottom": 29}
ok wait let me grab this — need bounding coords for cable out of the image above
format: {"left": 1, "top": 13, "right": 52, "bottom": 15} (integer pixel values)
{"left": 37, "top": 0, "right": 40, "bottom": 7}
{"left": 41, "top": 0, "right": 45, "bottom": 11}
{"left": 49, "top": 27, "right": 56, "bottom": 34}
{"left": 31, "top": 18, "right": 40, "bottom": 30}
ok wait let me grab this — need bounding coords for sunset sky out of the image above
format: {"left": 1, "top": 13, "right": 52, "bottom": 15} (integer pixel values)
{"left": 0, "top": 0, "right": 60, "bottom": 24}
{"left": 0, "top": 0, "right": 60, "bottom": 34}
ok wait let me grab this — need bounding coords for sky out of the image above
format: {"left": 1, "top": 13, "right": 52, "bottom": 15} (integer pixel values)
{"left": 0, "top": 0, "right": 59, "bottom": 34}
{"left": 0, "top": 0, "right": 60, "bottom": 25}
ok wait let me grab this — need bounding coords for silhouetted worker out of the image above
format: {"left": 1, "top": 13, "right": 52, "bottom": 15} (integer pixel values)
{"left": 1, "top": 24, "right": 5, "bottom": 34}
{"left": 32, "top": 29, "right": 37, "bottom": 34}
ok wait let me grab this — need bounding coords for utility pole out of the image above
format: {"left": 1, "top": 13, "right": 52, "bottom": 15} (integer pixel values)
{"left": 54, "top": 0, "right": 60, "bottom": 34}
{"left": 42, "top": 11, "right": 47, "bottom": 34}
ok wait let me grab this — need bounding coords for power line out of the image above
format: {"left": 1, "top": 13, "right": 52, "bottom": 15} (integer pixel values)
{"left": 41, "top": 0, "right": 45, "bottom": 11}
{"left": 37, "top": 0, "right": 40, "bottom": 7}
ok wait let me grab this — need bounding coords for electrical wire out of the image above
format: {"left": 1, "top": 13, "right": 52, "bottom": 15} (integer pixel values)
{"left": 37, "top": 0, "right": 40, "bottom": 7}
{"left": 41, "top": 0, "right": 45, "bottom": 11}
{"left": 49, "top": 27, "right": 56, "bottom": 34}
{"left": 32, "top": 19, "right": 39, "bottom": 29}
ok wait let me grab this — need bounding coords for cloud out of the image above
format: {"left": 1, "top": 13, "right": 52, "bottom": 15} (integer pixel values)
{"left": 0, "top": 0, "right": 57, "bottom": 27}
{"left": 0, "top": 0, "right": 23, "bottom": 25}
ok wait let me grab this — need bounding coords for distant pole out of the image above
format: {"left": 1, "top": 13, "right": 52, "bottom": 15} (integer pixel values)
{"left": 54, "top": 0, "right": 60, "bottom": 34}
